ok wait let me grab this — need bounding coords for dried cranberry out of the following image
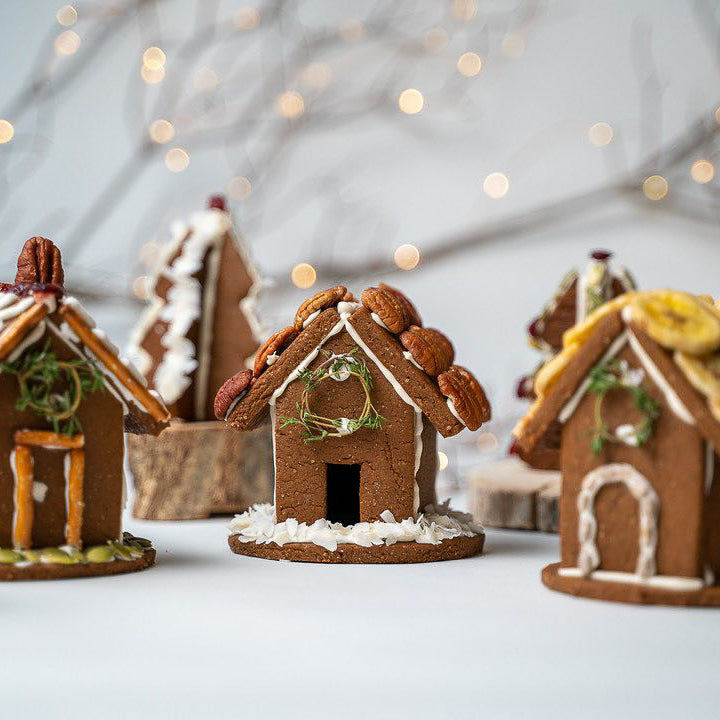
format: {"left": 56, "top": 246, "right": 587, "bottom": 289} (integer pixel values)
{"left": 508, "top": 438, "right": 518, "bottom": 455}
{"left": 591, "top": 249, "right": 612, "bottom": 261}
{"left": 208, "top": 195, "right": 226, "bottom": 211}
{"left": 527, "top": 318, "right": 542, "bottom": 338}
{"left": 516, "top": 375, "right": 534, "bottom": 399}
{"left": 0, "top": 282, "right": 64, "bottom": 299}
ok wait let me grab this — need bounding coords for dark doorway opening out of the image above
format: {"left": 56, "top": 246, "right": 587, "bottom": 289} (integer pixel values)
{"left": 326, "top": 463, "right": 361, "bottom": 525}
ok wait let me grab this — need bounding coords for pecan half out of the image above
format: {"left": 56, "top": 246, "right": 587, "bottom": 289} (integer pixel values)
{"left": 214, "top": 369, "right": 253, "bottom": 420}
{"left": 253, "top": 326, "right": 297, "bottom": 377}
{"left": 361, "top": 286, "right": 410, "bottom": 334}
{"left": 379, "top": 283, "right": 422, "bottom": 327}
{"left": 294, "top": 285, "right": 347, "bottom": 330}
{"left": 399, "top": 326, "right": 454, "bottom": 376}
{"left": 15, "top": 237, "right": 64, "bottom": 286}
{"left": 437, "top": 365, "right": 491, "bottom": 431}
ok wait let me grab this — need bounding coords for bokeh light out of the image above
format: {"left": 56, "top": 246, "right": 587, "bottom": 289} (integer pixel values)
{"left": 56, "top": 5, "right": 77, "bottom": 26}
{"left": 228, "top": 175, "right": 252, "bottom": 200}
{"left": 276, "top": 91, "right": 305, "bottom": 119}
{"left": 149, "top": 119, "right": 174, "bottom": 144}
{"left": 483, "top": 172, "right": 509, "bottom": 199}
{"left": 437, "top": 451, "right": 449, "bottom": 471}
{"left": 141, "top": 65, "right": 165, "bottom": 84}
{"left": 165, "top": 147, "right": 189, "bottom": 172}
{"left": 394, "top": 244, "right": 420, "bottom": 270}
{"left": 501, "top": 33, "right": 525, "bottom": 58}
{"left": 642, "top": 175, "right": 668, "bottom": 201}
{"left": 398, "top": 88, "right": 424, "bottom": 115}
{"left": 143, "top": 46, "right": 166, "bottom": 70}
{"left": 457, "top": 52, "right": 482, "bottom": 77}
{"left": 194, "top": 67, "right": 219, "bottom": 92}
{"left": 588, "top": 122, "right": 613, "bottom": 147}
{"left": 54, "top": 30, "right": 80, "bottom": 55}
{"left": 691, "top": 159, "right": 714, "bottom": 184}
{"left": 291, "top": 263, "right": 316, "bottom": 289}
{"left": 452, "top": 0, "right": 477, "bottom": 21}
{"left": 0, "top": 120, "right": 15, "bottom": 144}
{"left": 234, "top": 8, "right": 260, "bottom": 30}
{"left": 423, "top": 27, "right": 449, "bottom": 53}
{"left": 301, "top": 62, "right": 332, "bottom": 89}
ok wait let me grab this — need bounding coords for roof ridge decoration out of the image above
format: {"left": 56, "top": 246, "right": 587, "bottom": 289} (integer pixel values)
{"left": 127, "top": 197, "right": 262, "bottom": 420}
{"left": 218, "top": 283, "right": 490, "bottom": 437}
{"left": 514, "top": 289, "right": 720, "bottom": 458}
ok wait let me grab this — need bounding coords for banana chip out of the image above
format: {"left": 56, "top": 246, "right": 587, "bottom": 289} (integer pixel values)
{"left": 534, "top": 345, "right": 576, "bottom": 397}
{"left": 674, "top": 351, "right": 720, "bottom": 399}
{"left": 629, "top": 290, "right": 720, "bottom": 355}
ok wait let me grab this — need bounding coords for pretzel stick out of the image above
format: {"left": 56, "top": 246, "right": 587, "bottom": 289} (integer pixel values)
{"left": 0, "top": 302, "right": 49, "bottom": 361}
{"left": 65, "top": 448, "right": 85, "bottom": 548}
{"left": 14, "top": 430, "right": 84, "bottom": 449}
{"left": 12, "top": 445, "right": 34, "bottom": 549}
{"left": 59, "top": 304, "right": 170, "bottom": 423}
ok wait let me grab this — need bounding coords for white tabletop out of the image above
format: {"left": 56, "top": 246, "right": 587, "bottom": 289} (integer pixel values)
{"left": 3, "top": 509, "right": 719, "bottom": 720}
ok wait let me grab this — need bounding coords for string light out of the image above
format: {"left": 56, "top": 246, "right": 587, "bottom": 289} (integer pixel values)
{"left": 452, "top": 0, "right": 477, "bottom": 21}
{"left": 56, "top": 5, "right": 77, "bottom": 26}
{"left": 291, "top": 263, "right": 316, "bottom": 289}
{"left": 423, "top": 27, "right": 449, "bottom": 53}
{"left": 501, "top": 32, "right": 525, "bottom": 58}
{"left": 143, "top": 46, "right": 166, "bottom": 70}
{"left": 642, "top": 175, "right": 668, "bottom": 201}
{"left": 148, "top": 119, "right": 174, "bottom": 144}
{"left": 276, "top": 91, "right": 305, "bottom": 119}
{"left": 476, "top": 432, "right": 498, "bottom": 452}
{"left": 588, "top": 122, "right": 613, "bottom": 147}
{"left": 234, "top": 8, "right": 260, "bottom": 30}
{"left": 228, "top": 175, "right": 252, "bottom": 200}
{"left": 141, "top": 65, "right": 165, "bottom": 84}
{"left": 437, "top": 451, "right": 449, "bottom": 471}
{"left": 483, "top": 172, "right": 509, "bottom": 199}
{"left": 0, "top": 120, "right": 14, "bottom": 144}
{"left": 691, "top": 159, "right": 714, "bottom": 184}
{"left": 165, "top": 147, "right": 189, "bottom": 172}
{"left": 194, "top": 67, "right": 219, "bottom": 92}
{"left": 54, "top": 30, "right": 81, "bottom": 55}
{"left": 394, "top": 244, "right": 420, "bottom": 270}
{"left": 339, "top": 20, "right": 364, "bottom": 42}
{"left": 301, "top": 62, "right": 332, "bottom": 89}
{"left": 457, "top": 52, "right": 482, "bottom": 77}
{"left": 398, "top": 88, "right": 424, "bottom": 114}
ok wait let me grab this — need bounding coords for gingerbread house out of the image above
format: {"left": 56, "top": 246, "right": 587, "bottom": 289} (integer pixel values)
{"left": 0, "top": 238, "right": 169, "bottom": 580}
{"left": 216, "top": 284, "right": 490, "bottom": 563}
{"left": 126, "top": 196, "right": 273, "bottom": 520}
{"left": 514, "top": 290, "right": 720, "bottom": 605}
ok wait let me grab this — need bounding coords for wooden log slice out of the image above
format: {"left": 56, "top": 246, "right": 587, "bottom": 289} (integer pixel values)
{"left": 128, "top": 421, "right": 273, "bottom": 520}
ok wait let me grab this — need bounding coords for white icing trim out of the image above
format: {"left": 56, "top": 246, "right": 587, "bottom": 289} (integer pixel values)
{"left": 223, "top": 390, "right": 247, "bottom": 421}
{"left": 302, "top": 310, "right": 320, "bottom": 328}
{"left": 706, "top": 443, "right": 715, "bottom": 497}
{"left": 559, "top": 331, "right": 629, "bottom": 424}
{"left": 446, "top": 398, "right": 465, "bottom": 427}
{"left": 0, "top": 296, "right": 33, "bottom": 322}
{"left": 403, "top": 350, "right": 424, "bottom": 372}
{"left": 266, "top": 353, "right": 279, "bottom": 366}
{"left": 370, "top": 312, "right": 391, "bottom": 331}
{"left": 337, "top": 301, "right": 360, "bottom": 315}
{"left": 626, "top": 330, "right": 695, "bottom": 425}
{"left": 576, "top": 463, "right": 659, "bottom": 579}
{"left": 194, "top": 241, "right": 222, "bottom": 417}
{"left": 6, "top": 321, "right": 46, "bottom": 363}
{"left": 558, "top": 567, "right": 705, "bottom": 591}
{"left": 269, "top": 313, "right": 425, "bottom": 515}
{"left": 229, "top": 502, "right": 482, "bottom": 551}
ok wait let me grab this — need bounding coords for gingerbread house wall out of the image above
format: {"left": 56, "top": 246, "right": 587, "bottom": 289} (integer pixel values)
{"left": 559, "top": 344, "right": 706, "bottom": 579}
{"left": 0, "top": 330, "right": 125, "bottom": 548}
{"left": 273, "top": 330, "right": 421, "bottom": 524}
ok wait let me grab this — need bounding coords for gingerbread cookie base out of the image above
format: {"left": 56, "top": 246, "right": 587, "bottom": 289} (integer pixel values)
{"left": 542, "top": 562, "right": 720, "bottom": 606}
{"left": 229, "top": 534, "right": 484, "bottom": 564}
{"left": 0, "top": 548, "right": 155, "bottom": 581}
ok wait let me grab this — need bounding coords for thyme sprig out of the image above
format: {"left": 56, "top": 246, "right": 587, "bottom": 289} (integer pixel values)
{"left": 587, "top": 358, "right": 660, "bottom": 454}
{"left": 280, "top": 348, "right": 384, "bottom": 442}
{"left": 0, "top": 339, "right": 105, "bottom": 435}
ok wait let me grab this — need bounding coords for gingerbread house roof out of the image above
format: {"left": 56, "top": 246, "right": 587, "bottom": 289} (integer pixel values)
{"left": 127, "top": 197, "right": 261, "bottom": 420}
{"left": 514, "top": 291, "right": 720, "bottom": 458}
{"left": 0, "top": 285, "right": 170, "bottom": 434}
{"left": 216, "top": 284, "right": 491, "bottom": 437}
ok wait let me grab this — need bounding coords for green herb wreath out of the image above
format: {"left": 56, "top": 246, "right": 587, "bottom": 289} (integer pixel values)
{"left": 0, "top": 339, "right": 105, "bottom": 435}
{"left": 587, "top": 358, "right": 660, "bottom": 454}
{"left": 280, "top": 348, "right": 384, "bottom": 443}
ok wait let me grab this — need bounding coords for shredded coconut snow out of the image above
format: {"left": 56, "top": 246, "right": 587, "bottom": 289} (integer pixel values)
{"left": 229, "top": 502, "right": 483, "bottom": 552}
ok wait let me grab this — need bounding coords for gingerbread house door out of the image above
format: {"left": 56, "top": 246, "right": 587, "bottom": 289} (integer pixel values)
{"left": 325, "top": 462, "right": 361, "bottom": 525}
{"left": 576, "top": 463, "right": 659, "bottom": 579}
